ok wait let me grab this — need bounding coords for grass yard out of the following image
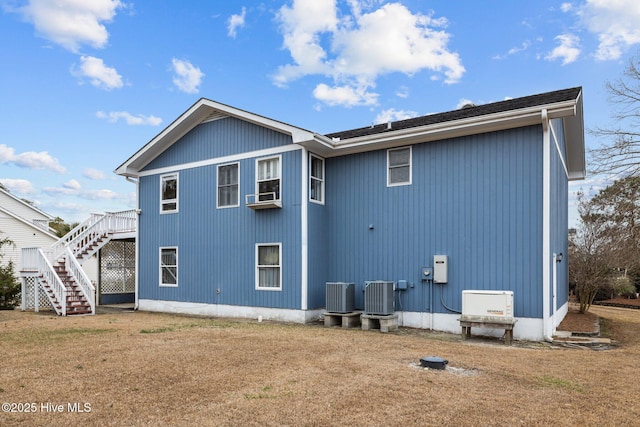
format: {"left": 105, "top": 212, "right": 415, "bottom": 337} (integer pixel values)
{"left": 1, "top": 305, "right": 639, "bottom": 426}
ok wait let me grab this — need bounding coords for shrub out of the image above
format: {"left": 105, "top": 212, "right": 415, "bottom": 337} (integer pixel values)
{"left": 610, "top": 276, "right": 636, "bottom": 297}
{"left": 0, "top": 261, "right": 20, "bottom": 309}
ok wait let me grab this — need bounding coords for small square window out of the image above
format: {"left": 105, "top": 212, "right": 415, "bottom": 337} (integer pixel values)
{"left": 257, "top": 157, "right": 280, "bottom": 202}
{"left": 310, "top": 155, "right": 324, "bottom": 203}
{"left": 256, "top": 243, "right": 281, "bottom": 290}
{"left": 160, "top": 247, "right": 178, "bottom": 287}
{"left": 387, "top": 147, "right": 411, "bottom": 186}
{"left": 218, "top": 163, "right": 239, "bottom": 208}
{"left": 161, "top": 173, "right": 178, "bottom": 213}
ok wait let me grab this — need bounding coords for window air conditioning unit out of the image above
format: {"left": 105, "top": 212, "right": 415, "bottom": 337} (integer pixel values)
{"left": 364, "top": 281, "right": 395, "bottom": 315}
{"left": 325, "top": 282, "right": 355, "bottom": 313}
{"left": 461, "top": 290, "right": 514, "bottom": 322}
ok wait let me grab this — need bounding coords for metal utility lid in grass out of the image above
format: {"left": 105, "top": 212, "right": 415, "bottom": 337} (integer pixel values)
{"left": 420, "top": 356, "right": 448, "bottom": 370}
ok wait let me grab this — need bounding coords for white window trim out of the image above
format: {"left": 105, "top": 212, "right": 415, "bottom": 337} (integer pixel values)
{"left": 309, "top": 154, "right": 325, "bottom": 205}
{"left": 255, "top": 155, "right": 282, "bottom": 201}
{"left": 160, "top": 173, "right": 179, "bottom": 213}
{"left": 387, "top": 146, "right": 412, "bottom": 187}
{"left": 255, "top": 243, "right": 282, "bottom": 291}
{"left": 216, "top": 162, "right": 240, "bottom": 208}
{"left": 159, "top": 246, "right": 178, "bottom": 287}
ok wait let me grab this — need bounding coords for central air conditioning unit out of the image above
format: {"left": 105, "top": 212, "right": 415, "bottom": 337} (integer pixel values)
{"left": 364, "top": 281, "right": 395, "bottom": 315}
{"left": 461, "top": 290, "right": 514, "bottom": 322}
{"left": 325, "top": 282, "right": 355, "bottom": 313}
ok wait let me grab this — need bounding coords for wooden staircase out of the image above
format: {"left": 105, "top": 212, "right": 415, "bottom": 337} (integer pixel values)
{"left": 20, "top": 210, "right": 137, "bottom": 316}
{"left": 36, "top": 262, "right": 93, "bottom": 315}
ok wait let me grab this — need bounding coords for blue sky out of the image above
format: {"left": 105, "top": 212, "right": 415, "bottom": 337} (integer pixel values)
{"left": 1, "top": 0, "right": 640, "bottom": 226}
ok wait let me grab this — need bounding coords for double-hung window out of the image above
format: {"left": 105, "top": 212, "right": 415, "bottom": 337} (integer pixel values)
{"left": 387, "top": 147, "right": 412, "bottom": 186}
{"left": 257, "top": 156, "right": 280, "bottom": 202}
{"left": 310, "top": 155, "right": 324, "bottom": 204}
{"left": 160, "top": 173, "right": 178, "bottom": 213}
{"left": 256, "top": 243, "right": 281, "bottom": 290}
{"left": 159, "top": 247, "right": 178, "bottom": 287}
{"left": 217, "top": 163, "right": 239, "bottom": 208}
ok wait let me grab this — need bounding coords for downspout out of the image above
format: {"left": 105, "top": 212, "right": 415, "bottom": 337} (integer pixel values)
{"left": 300, "top": 148, "right": 308, "bottom": 312}
{"left": 126, "top": 176, "right": 140, "bottom": 311}
{"left": 541, "top": 109, "right": 553, "bottom": 342}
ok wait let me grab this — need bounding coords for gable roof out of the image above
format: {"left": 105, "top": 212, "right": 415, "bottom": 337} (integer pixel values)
{"left": 114, "top": 98, "right": 329, "bottom": 177}
{"left": 327, "top": 87, "right": 582, "bottom": 140}
{"left": 306, "top": 86, "right": 585, "bottom": 180}
{"left": 116, "top": 87, "right": 585, "bottom": 180}
{"left": 0, "top": 188, "right": 54, "bottom": 221}
{"left": 0, "top": 205, "right": 59, "bottom": 240}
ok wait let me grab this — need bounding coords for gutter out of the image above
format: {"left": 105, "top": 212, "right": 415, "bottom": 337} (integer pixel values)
{"left": 541, "top": 108, "right": 554, "bottom": 343}
{"left": 126, "top": 176, "right": 141, "bottom": 311}
{"left": 301, "top": 100, "right": 579, "bottom": 158}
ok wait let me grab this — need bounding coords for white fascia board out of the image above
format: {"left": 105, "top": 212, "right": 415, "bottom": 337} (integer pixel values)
{"left": 115, "top": 99, "right": 213, "bottom": 176}
{"left": 304, "top": 100, "right": 580, "bottom": 158}
{"left": 0, "top": 206, "right": 59, "bottom": 240}
{"left": 564, "top": 93, "right": 585, "bottom": 180}
{"left": 0, "top": 188, "right": 55, "bottom": 221}
{"left": 115, "top": 98, "right": 319, "bottom": 177}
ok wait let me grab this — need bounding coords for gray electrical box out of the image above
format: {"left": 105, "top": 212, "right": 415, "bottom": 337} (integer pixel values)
{"left": 433, "top": 255, "right": 448, "bottom": 284}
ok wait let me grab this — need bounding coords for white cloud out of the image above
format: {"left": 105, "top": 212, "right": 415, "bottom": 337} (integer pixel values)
{"left": 83, "top": 168, "right": 106, "bottom": 180}
{"left": 73, "top": 56, "right": 123, "bottom": 90}
{"left": 227, "top": 7, "right": 246, "bottom": 38}
{"left": 545, "top": 34, "right": 581, "bottom": 65}
{"left": 274, "top": 0, "right": 464, "bottom": 107}
{"left": 15, "top": 0, "right": 124, "bottom": 53}
{"left": 0, "top": 144, "right": 66, "bottom": 173}
{"left": 171, "top": 58, "right": 205, "bottom": 94}
{"left": 0, "top": 178, "right": 36, "bottom": 195}
{"left": 561, "top": 3, "right": 573, "bottom": 13}
{"left": 63, "top": 179, "right": 82, "bottom": 190}
{"left": 96, "top": 111, "right": 162, "bottom": 126}
{"left": 374, "top": 108, "right": 418, "bottom": 124}
{"left": 455, "top": 98, "right": 476, "bottom": 109}
{"left": 577, "top": 0, "right": 640, "bottom": 61}
{"left": 395, "top": 85, "right": 409, "bottom": 99}
{"left": 44, "top": 185, "right": 122, "bottom": 201}
{"left": 313, "top": 83, "right": 378, "bottom": 107}
{"left": 493, "top": 40, "right": 532, "bottom": 60}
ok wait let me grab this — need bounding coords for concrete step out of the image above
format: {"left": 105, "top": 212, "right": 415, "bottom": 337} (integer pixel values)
{"left": 552, "top": 331, "right": 613, "bottom": 349}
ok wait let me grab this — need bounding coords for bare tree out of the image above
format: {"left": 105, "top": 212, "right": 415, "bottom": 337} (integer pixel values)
{"left": 570, "top": 192, "right": 611, "bottom": 313}
{"left": 590, "top": 56, "right": 640, "bottom": 177}
{"left": 586, "top": 176, "right": 640, "bottom": 271}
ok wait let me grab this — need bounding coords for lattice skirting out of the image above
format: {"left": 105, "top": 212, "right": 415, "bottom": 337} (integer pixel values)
{"left": 21, "top": 276, "right": 53, "bottom": 310}
{"left": 100, "top": 240, "right": 135, "bottom": 295}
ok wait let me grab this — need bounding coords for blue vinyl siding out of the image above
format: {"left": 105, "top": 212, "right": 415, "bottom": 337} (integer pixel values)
{"left": 143, "top": 117, "right": 294, "bottom": 171}
{"left": 138, "top": 148, "right": 303, "bottom": 309}
{"left": 550, "top": 119, "right": 569, "bottom": 311}
{"left": 307, "top": 188, "right": 330, "bottom": 309}
{"left": 324, "top": 126, "right": 544, "bottom": 318}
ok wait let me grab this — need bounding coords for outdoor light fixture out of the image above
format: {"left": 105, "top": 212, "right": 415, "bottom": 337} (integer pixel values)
{"left": 556, "top": 253, "right": 563, "bottom": 262}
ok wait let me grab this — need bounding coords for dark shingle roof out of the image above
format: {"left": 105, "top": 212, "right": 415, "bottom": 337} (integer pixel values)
{"left": 325, "top": 87, "right": 582, "bottom": 140}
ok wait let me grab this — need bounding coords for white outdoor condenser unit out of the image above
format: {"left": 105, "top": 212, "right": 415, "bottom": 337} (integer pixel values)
{"left": 461, "top": 290, "right": 514, "bottom": 322}
{"left": 364, "top": 281, "right": 394, "bottom": 315}
{"left": 325, "top": 282, "right": 355, "bottom": 313}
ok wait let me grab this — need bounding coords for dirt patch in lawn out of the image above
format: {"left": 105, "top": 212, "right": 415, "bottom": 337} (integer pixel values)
{"left": 2, "top": 306, "right": 640, "bottom": 426}
{"left": 557, "top": 306, "right": 599, "bottom": 334}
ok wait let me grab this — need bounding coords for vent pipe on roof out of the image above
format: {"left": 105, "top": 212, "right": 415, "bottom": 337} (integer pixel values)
{"left": 387, "top": 121, "right": 392, "bottom": 130}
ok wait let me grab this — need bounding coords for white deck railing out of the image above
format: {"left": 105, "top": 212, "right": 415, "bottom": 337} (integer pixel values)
{"left": 21, "top": 209, "right": 136, "bottom": 316}
{"left": 53, "top": 210, "right": 137, "bottom": 259}
{"left": 21, "top": 247, "right": 67, "bottom": 316}
{"left": 64, "top": 246, "right": 95, "bottom": 314}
